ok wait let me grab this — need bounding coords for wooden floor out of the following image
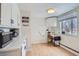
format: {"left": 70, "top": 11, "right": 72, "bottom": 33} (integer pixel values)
{"left": 26, "top": 43, "right": 76, "bottom": 56}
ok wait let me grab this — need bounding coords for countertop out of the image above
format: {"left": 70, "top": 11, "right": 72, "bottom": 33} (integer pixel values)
{"left": 0, "top": 36, "right": 22, "bottom": 52}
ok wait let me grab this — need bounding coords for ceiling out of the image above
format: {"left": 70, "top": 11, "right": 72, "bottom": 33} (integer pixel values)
{"left": 18, "top": 3, "right": 79, "bottom": 17}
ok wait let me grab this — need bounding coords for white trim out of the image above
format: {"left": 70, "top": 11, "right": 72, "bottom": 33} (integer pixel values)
{"left": 60, "top": 44, "right": 79, "bottom": 56}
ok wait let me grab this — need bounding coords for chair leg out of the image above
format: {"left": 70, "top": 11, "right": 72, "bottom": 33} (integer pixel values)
{"left": 59, "top": 41, "right": 60, "bottom": 46}
{"left": 54, "top": 40, "right": 56, "bottom": 46}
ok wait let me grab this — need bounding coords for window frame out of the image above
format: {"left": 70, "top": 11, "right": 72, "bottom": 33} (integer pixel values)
{"left": 59, "top": 16, "right": 77, "bottom": 36}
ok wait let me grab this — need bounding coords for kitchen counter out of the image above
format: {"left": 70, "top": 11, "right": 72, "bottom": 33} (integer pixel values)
{"left": 0, "top": 36, "right": 21, "bottom": 52}
{"left": 0, "top": 36, "right": 22, "bottom": 56}
{"left": 0, "top": 34, "right": 27, "bottom": 56}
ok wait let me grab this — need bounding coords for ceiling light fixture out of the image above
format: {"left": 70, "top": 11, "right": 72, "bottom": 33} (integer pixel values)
{"left": 47, "top": 8, "right": 55, "bottom": 14}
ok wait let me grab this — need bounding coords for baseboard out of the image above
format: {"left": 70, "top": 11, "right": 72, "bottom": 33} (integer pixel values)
{"left": 60, "top": 44, "right": 79, "bottom": 56}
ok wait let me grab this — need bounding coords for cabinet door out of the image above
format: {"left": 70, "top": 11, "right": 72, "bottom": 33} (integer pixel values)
{"left": 1, "top": 3, "right": 11, "bottom": 27}
{"left": 11, "top": 4, "right": 18, "bottom": 28}
{"left": 17, "top": 5, "right": 21, "bottom": 28}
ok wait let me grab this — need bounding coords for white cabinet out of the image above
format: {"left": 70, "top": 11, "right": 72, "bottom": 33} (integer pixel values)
{"left": 1, "top": 3, "right": 12, "bottom": 27}
{"left": 1, "top": 3, "right": 20, "bottom": 28}
{"left": 11, "top": 4, "right": 21, "bottom": 28}
{"left": 11, "top": 4, "right": 19, "bottom": 28}
{"left": 17, "top": 7, "right": 21, "bottom": 28}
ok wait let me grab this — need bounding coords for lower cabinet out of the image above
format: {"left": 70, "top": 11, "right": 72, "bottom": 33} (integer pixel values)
{"left": 0, "top": 48, "right": 21, "bottom": 56}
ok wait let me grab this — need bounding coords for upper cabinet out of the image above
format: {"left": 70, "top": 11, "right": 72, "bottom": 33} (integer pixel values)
{"left": 11, "top": 4, "right": 20, "bottom": 28}
{"left": 0, "top": 3, "right": 21, "bottom": 28}
{"left": 1, "top": 3, "right": 12, "bottom": 27}
{"left": 0, "top": 3, "right": 1, "bottom": 24}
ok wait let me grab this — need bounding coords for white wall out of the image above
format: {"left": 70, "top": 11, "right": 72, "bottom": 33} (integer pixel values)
{"left": 20, "top": 10, "right": 47, "bottom": 45}
{"left": 58, "top": 8, "right": 79, "bottom": 54}
{"left": 46, "top": 17, "right": 57, "bottom": 28}
{"left": 61, "top": 35, "right": 79, "bottom": 52}
{"left": 20, "top": 11, "right": 58, "bottom": 44}
{"left": 30, "top": 16, "right": 47, "bottom": 44}
{"left": 20, "top": 10, "right": 30, "bottom": 17}
{"left": 20, "top": 11, "right": 31, "bottom": 50}
{"left": 29, "top": 16, "right": 59, "bottom": 44}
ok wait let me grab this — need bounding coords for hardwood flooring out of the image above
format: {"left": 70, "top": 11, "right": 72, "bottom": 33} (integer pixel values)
{"left": 26, "top": 43, "right": 76, "bottom": 56}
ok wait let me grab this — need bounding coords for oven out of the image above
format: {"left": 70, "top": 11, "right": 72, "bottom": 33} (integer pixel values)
{"left": 0, "top": 29, "right": 12, "bottom": 48}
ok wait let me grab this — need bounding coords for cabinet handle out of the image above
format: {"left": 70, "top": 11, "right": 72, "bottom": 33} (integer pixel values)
{"left": 11, "top": 19, "right": 14, "bottom": 24}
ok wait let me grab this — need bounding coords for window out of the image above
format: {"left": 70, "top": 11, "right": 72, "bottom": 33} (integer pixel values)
{"left": 59, "top": 17, "right": 77, "bottom": 36}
